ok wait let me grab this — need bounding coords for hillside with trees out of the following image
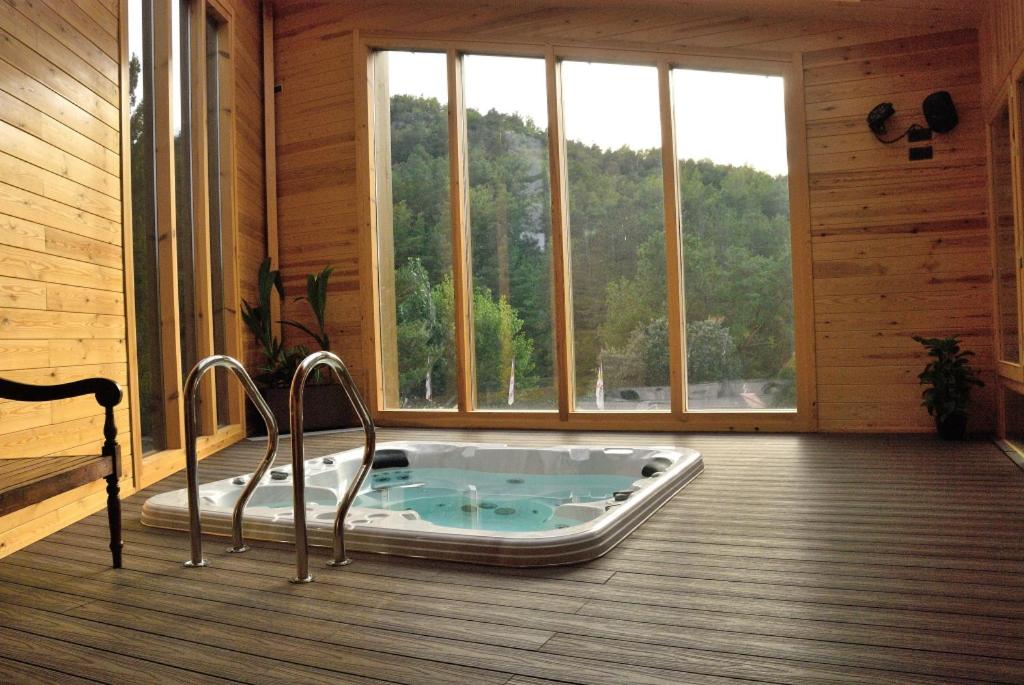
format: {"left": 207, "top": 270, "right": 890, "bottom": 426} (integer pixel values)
{"left": 385, "top": 94, "right": 795, "bottom": 409}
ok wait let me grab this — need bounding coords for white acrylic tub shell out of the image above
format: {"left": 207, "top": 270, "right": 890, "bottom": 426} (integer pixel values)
{"left": 141, "top": 441, "right": 704, "bottom": 566}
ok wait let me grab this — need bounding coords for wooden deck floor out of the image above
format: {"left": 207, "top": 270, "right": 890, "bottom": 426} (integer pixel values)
{"left": 1, "top": 429, "right": 1023, "bottom": 684}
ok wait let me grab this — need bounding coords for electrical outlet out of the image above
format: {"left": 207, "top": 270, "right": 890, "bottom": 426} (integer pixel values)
{"left": 908, "top": 127, "right": 932, "bottom": 143}
{"left": 909, "top": 146, "right": 933, "bottom": 161}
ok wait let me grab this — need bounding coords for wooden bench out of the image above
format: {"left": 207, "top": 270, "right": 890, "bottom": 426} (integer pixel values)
{"left": 0, "top": 377, "right": 123, "bottom": 568}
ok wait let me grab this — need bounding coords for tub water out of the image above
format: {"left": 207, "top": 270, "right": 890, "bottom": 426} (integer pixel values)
{"left": 141, "top": 441, "right": 703, "bottom": 566}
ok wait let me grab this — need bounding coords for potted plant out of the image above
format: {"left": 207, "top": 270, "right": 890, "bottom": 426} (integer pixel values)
{"left": 241, "top": 258, "right": 358, "bottom": 435}
{"left": 912, "top": 335, "right": 984, "bottom": 440}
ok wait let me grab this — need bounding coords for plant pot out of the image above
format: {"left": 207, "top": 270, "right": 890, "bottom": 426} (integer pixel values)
{"left": 936, "top": 412, "right": 968, "bottom": 441}
{"left": 246, "top": 384, "right": 360, "bottom": 436}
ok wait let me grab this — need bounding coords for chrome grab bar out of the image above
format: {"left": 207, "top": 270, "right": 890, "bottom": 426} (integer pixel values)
{"left": 183, "top": 355, "right": 279, "bottom": 567}
{"left": 289, "top": 351, "right": 375, "bottom": 584}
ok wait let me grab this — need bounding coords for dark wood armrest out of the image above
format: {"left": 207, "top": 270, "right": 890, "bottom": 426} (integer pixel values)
{"left": 0, "top": 377, "right": 121, "bottom": 408}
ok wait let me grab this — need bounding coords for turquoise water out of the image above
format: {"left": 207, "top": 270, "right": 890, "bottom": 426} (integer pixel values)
{"left": 353, "top": 467, "right": 636, "bottom": 532}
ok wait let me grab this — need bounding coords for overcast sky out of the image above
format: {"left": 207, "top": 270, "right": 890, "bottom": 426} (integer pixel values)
{"left": 127, "top": 11, "right": 789, "bottom": 178}
{"left": 387, "top": 51, "right": 789, "bottom": 177}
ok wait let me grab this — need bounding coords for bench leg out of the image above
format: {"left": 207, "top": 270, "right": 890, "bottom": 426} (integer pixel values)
{"left": 105, "top": 473, "right": 123, "bottom": 569}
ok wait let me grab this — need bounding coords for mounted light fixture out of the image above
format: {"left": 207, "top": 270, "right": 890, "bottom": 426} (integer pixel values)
{"left": 867, "top": 91, "right": 958, "bottom": 144}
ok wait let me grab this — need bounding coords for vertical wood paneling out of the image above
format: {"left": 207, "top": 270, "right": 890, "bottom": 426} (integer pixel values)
{"left": 981, "top": 0, "right": 1024, "bottom": 106}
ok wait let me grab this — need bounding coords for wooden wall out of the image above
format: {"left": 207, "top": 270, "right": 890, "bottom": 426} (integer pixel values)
{"left": 0, "top": 0, "right": 132, "bottom": 556}
{"left": 980, "top": 0, "right": 1024, "bottom": 105}
{"left": 272, "top": 1, "right": 993, "bottom": 433}
{"left": 0, "top": 0, "right": 265, "bottom": 558}
{"left": 232, "top": 0, "right": 270, "bottom": 373}
{"left": 804, "top": 30, "right": 993, "bottom": 431}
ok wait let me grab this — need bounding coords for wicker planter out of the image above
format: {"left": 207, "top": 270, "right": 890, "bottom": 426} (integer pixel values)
{"left": 246, "top": 384, "right": 359, "bottom": 436}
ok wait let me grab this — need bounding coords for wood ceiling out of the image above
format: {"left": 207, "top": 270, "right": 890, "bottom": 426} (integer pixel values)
{"left": 275, "top": 1, "right": 984, "bottom": 53}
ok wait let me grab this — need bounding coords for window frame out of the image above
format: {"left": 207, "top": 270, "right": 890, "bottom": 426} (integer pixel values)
{"left": 121, "top": 0, "right": 244, "bottom": 489}
{"left": 987, "top": 84, "right": 1024, "bottom": 380}
{"left": 357, "top": 36, "right": 817, "bottom": 432}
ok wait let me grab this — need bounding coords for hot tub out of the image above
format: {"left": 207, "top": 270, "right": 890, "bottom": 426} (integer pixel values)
{"left": 141, "top": 441, "right": 703, "bottom": 566}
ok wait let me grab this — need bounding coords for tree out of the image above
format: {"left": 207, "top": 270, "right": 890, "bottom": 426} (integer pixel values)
{"left": 385, "top": 94, "right": 797, "bottom": 406}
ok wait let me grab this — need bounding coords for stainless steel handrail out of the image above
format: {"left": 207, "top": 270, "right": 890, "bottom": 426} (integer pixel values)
{"left": 289, "top": 351, "right": 375, "bottom": 584}
{"left": 183, "top": 355, "right": 279, "bottom": 568}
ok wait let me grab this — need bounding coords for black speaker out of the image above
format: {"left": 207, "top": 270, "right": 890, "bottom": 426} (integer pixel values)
{"left": 922, "top": 91, "right": 958, "bottom": 134}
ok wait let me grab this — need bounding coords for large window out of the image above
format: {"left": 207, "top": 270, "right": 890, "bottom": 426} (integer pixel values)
{"left": 126, "top": 0, "right": 240, "bottom": 458}
{"left": 173, "top": 0, "right": 199, "bottom": 380}
{"left": 562, "top": 61, "right": 669, "bottom": 411}
{"left": 206, "top": 13, "right": 232, "bottom": 428}
{"left": 674, "top": 69, "right": 795, "bottom": 410}
{"left": 128, "top": 0, "right": 166, "bottom": 454}
{"left": 370, "top": 48, "right": 806, "bottom": 427}
{"left": 465, "top": 55, "right": 556, "bottom": 410}
{"left": 374, "top": 51, "right": 455, "bottom": 409}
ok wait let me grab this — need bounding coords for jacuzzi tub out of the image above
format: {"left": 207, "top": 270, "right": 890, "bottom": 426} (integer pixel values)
{"left": 141, "top": 441, "right": 703, "bottom": 566}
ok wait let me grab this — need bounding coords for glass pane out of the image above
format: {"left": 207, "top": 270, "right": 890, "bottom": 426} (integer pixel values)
{"left": 562, "top": 61, "right": 668, "bottom": 411}
{"left": 464, "top": 55, "right": 555, "bottom": 410}
{"left": 673, "top": 69, "right": 795, "bottom": 411}
{"left": 128, "top": 0, "right": 167, "bottom": 454}
{"left": 993, "top": 101, "right": 1019, "bottom": 363}
{"left": 1004, "top": 386, "right": 1024, "bottom": 447}
{"left": 373, "top": 51, "right": 455, "bottom": 409}
{"left": 206, "top": 15, "right": 231, "bottom": 427}
{"left": 173, "top": 0, "right": 199, "bottom": 379}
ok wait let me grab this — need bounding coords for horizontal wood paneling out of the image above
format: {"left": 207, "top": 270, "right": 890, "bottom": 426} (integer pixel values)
{"left": 804, "top": 30, "right": 994, "bottom": 433}
{"left": 0, "top": 0, "right": 134, "bottom": 556}
{"left": 0, "top": 0, "right": 267, "bottom": 560}
{"left": 274, "top": 2, "right": 992, "bottom": 433}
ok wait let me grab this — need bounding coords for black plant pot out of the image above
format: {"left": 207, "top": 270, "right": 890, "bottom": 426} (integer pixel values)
{"left": 246, "top": 384, "right": 360, "bottom": 436}
{"left": 936, "top": 412, "right": 968, "bottom": 441}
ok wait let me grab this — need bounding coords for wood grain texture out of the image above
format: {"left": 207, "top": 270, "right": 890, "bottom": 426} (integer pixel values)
{"left": 0, "top": 0, "right": 265, "bottom": 565}
{"left": 1, "top": 428, "right": 1022, "bottom": 683}
{"left": 273, "top": 2, "right": 992, "bottom": 433}
{"left": 981, "top": 0, "right": 1024, "bottom": 106}
{"left": 0, "top": 0, "right": 135, "bottom": 553}
{"left": 804, "top": 29, "right": 994, "bottom": 433}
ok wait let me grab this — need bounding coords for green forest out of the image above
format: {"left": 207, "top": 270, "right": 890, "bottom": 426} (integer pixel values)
{"left": 386, "top": 94, "right": 796, "bottom": 410}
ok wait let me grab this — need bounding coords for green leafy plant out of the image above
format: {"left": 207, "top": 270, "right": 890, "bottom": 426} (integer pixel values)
{"left": 241, "top": 258, "right": 285, "bottom": 374}
{"left": 241, "top": 259, "right": 335, "bottom": 388}
{"left": 912, "top": 335, "right": 984, "bottom": 423}
{"left": 281, "top": 266, "right": 333, "bottom": 351}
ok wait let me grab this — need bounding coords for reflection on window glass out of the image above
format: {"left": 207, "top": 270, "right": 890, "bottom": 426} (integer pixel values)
{"left": 562, "top": 61, "right": 669, "bottom": 411}
{"left": 206, "top": 14, "right": 231, "bottom": 426}
{"left": 464, "top": 55, "right": 555, "bottom": 410}
{"left": 993, "top": 101, "right": 1019, "bottom": 363}
{"left": 129, "top": 0, "right": 167, "bottom": 454}
{"left": 673, "top": 69, "right": 795, "bottom": 411}
{"left": 373, "top": 51, "right": 455, "bottom": 409}
{"left": 173, "top": 0, "right": 199, "bottom": 380}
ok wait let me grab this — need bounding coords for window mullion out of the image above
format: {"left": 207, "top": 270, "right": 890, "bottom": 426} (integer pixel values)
{"left": 1008, "top": 79, "right": 1024, "bottom": 367}
{"left": 446, "top": 50, "right": 475, "bottom": 412}
{"left": 658, "top": 62, "right": 686, "bottom": 418}
{"left": 153, "top": 0, "right": 184, "bottom": 450}
{"left": 545, "top": 50, "right": 573, "bottom": 421}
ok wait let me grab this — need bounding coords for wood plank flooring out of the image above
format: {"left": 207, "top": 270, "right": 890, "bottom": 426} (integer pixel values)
{"left": 1, "top": 429, "right": 1022, "bottom": 684}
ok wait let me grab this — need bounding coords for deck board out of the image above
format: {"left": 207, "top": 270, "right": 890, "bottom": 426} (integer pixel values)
{"left": 1, "top": 429, "right": 1023, "bottom": 684}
